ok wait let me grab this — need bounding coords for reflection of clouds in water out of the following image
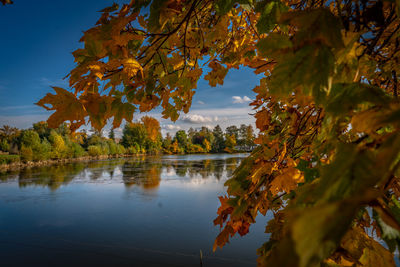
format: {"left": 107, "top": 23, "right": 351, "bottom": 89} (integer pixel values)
{"left": 163, "top": 167, "right": 177, "bottom": 177}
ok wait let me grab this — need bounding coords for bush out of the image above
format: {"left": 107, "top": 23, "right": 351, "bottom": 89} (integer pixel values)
{"left": 70, "top": 142, "right": 86, "bottom": 158}
{"left": 20, "top": 130, "right": 41, "bottom": 148}
{"left": 49, "top": 131, "right": 67, "bottom": 159}
{"left": 88, "top": 145, "right": 102, "bottom": 156}
{"left": 33, "top": 140, "right": 52, "bottom": 161}
{"left": 127, "top": 146, "right": 138, "bottom": 154}
{"left": 0, "top": 154, "right": 20, "bottom": 165}
{"left": 100, "top": 144, "right": 110, "bottom": 155}
{"left": 186, "top": 143, "right": 205, "bottom": 153}
{"left": 20, "top": 146, "right": 33, "bottom": 162}
{"left": 116, "top": 144, "right": 126, "bottom": 154}
{"left": 0, "top": 139, "right": 9, "bottom": 152}
{"left": 107, "top": 141, "right": 118, "bottom": 155}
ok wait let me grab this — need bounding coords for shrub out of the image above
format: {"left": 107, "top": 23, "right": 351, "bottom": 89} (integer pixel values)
{"left": 107, "top": 141, "right": 118, "bottom": 155}
{"left": 0, "top": 154, "right": 20, "bottom": 165}
{"left": 49, "top": 131, "right": 67, "bottom": 159}
{"left": 20, "top": 146, "right": 33, "bottom": 162}
{"left": 20, "top": 130, "right": 41, "bottom": 148}
{"left": 70, "top": 142, "right": 86, "bottom": 158}
{"left": 33, "top": 140, "right": 52, "bottom": 161}
{"left": 100, "top": 144, "right": 109, "bottom": 155}
{"left": 116, "top": 144, "right": 126, "bottom": 154}
{"left": 88, "top": 145, "right": 102, "bottom": 156}
{"left": 127, "top": 146, "right": 138, "bottom": 154}
{"left": 186, "top": 143, "right": 205, "bottom": 153}
{"left": 0, "top": 139, "right": 9, "bottom": 152}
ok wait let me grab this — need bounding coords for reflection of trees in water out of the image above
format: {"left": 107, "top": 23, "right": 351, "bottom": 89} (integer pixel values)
{"left": 225, "top": 157, "right": 239, "bottom": 177}
{"left": 121, "top": 156, "right": 162, "bottom": 190}
{"left": 18, "top": 163, "right": 86, "bottom": 191}
{"left": 0, "top": 155, "right": 244, "bottom": 191}
{"left": 86, "top": 159, "right": 125, "bottom": 180}
{"left": 162, "top": 158, "right": 231, "bottom": 180}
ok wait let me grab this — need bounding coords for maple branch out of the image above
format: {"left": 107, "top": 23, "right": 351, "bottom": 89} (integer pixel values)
{"left": 392, "top": 70, "right": 398, "bottom": 98}
{"left": 141, "top": 0, "right": 200, "bottom": 68}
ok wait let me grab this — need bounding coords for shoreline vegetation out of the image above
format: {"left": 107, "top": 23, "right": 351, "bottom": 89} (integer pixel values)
{"left": 0, "top": 116, "right": 256, "bottom": 171}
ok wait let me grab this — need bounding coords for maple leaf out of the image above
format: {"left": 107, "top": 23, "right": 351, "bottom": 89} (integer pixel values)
{"left": 35, "top": 87, "right": 86, "bottom": 131}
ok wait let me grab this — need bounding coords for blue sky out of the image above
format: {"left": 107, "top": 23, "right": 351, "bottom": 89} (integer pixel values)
{"left": 0, "top": 0, "right": 259, "bottom": 135}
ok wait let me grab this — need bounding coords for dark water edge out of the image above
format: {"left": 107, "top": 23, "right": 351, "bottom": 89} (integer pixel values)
{"left": 0, "top": 154, "right": 270, "bottom": 267}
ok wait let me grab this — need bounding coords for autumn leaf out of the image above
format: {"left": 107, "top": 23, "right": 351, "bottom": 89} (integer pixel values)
{"left": 35, "top": 87, "right": 86, "bottom": 131}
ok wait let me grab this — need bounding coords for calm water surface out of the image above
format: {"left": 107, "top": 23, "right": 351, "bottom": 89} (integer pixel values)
{"left": 0, "top": 154, "right": 270, "bottom": 266}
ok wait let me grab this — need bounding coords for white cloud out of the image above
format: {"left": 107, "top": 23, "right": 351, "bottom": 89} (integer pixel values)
{"left": 232, "top": 95, "right": 252, "bottom": 104}
{"left": 181, "top": 114, "right": 218, "bottom": 124}
{"left": 162, "top": 124, "right": 181, "bottom": 130}
{"left": 197, "top": 100, "right": 205, "bottom": 105}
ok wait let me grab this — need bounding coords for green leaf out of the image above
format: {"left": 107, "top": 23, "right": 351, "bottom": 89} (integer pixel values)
{"left": 257, "top": 33, "right": 292, "bottom": 57}
{"left": 214, "top": 0, "right": 235, "bottom": 14}
{"left": 268, "top": 44, "right": 334, "bottom": 99}
{"left": 255, "top": 0, "right": 287, "bottom": 34}
{"left": 326, "top": 83, "right": 390, "bottom": 115}
{"left": 291, "top": 202, "right": 358, "bottom": 267}
{"left": 280, "top": 8, "right": 344, "bottom": 49}
{"left": 148, "top": 0, "right": 166, "bottom": 31}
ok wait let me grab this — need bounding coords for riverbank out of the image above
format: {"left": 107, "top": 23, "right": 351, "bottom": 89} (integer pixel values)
{"left": 0, "top": 154, "right": 137, "bottom": 172}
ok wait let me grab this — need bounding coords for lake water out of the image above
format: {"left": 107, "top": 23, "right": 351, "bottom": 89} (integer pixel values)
{"left": 0, "top": 154, "right": 270, "bottom": 267}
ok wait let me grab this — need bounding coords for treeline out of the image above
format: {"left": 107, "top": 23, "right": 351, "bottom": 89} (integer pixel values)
{"left": 161, "top": 124, "right": 255, "bottom": 154}
{"left": 0, "top": 116, "right": 256, "bottom": 164}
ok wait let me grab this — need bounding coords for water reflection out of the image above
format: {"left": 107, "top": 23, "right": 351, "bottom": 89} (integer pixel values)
{"left": 122, "top": 157, "right": 162, "bottom": 189}
{"left": 0, "top": 154, "right": 269, "bottom": 267}
{"left": 0, "top": 154, "right": 244, "bottom": 192}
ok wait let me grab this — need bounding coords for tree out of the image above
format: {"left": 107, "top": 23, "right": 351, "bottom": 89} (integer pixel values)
{"left": 37, "top": 1, "right": 400, "bottom": 266}
{"left": 225, "top": 125, "right": 239, "bottom": 141}
{"left": 244, "top": 125, "right": 255, "bottom": 149}
{"left": 174, "top": 130, "right": 188, "bottom": 150}
{"left": 121, "top": 122, "right": 147, "bottom": 150}
{"left": 203, "top": 138, "right": 211, "bottom": 153}
{"left": 108, "top": 129, "right": 115, "bottom": 141}
{"left": 141, "top": 116, "right": 161, "bottom": 142}
{"left": 212, "top": 125, "right": 225, "bottom": 152}
{"left": 238, "top": 124, "right": 248, "bottom": 146}
{"left": 162, "top": 132, "right": 172, "bottom": 153}
{"left": 141, "top": 116, "right": 162, "bottom": 153}
{"left": 224, "top": 134, "right": 236, "bottom": 154}
{"left": 33, "top": 121, "right": 51, "bottom": 140}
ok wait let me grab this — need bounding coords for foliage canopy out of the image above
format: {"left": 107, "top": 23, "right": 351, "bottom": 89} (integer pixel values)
{"left": 34, "top": 0, "right": 400, "bottom": 265}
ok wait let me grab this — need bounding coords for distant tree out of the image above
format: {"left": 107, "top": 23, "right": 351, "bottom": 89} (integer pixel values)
{"left": 141, "top": 116, "right": 161, "bottom": 142}
{"left": 212, "top": 125, "right": 225, "bottom": 152}
{"left": 108, "top": 129, "right": 115, "bottom": 141}
{"left": 56, "top": 123, "right": 71, "bottom": 137}
{"left": 121, "top": 123, "right": 147, "bottom": 151}
{"left": 238, "top": 124, "right": 248, "bottom": 146}
{"left": 49, "top": 130, "right": 67, "bottom": 159}
{"left": 0, "top": 139, "right": 9, "bottom": 152}
{"left": 244, "top": 125, "right": 255, "bottom": 149}
{"left": 203, "top": 139, "right": 211, "bottom": 153}
{"left": 175, "top": 130, "right": 188, "bottom": 150}
{"left": 224, "top": 134, "right": 236, "bottom": 154}
{"left": 187, "top": 127, "right": 195, "bottom": 143}
{"left": 162, "top": 133, "right": 172, "bottom": 153}
{"left": 20, "top": 130, "right": 41, "bottom": 149}
{"left": 171, "top": 139, "right": 179, "bottom": 154}
{"left": 33, "top": 121, "right": 51, "bottom": 140}
{"left": 0, "top": 125, "right": 20, "bottom": 143}
{"left": 225, "top": 125, "right": 239, "bottom": 141}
